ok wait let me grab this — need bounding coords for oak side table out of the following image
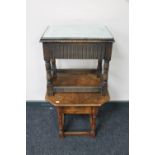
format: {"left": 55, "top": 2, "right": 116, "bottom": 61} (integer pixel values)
{"left": 40, "top": 26, "right": 114, "bottom": 138}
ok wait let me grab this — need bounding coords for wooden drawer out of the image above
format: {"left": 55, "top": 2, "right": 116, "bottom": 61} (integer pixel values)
{"left": 62, "top": 106, "right": 92, "bottom": 114}
{"left": 43, "top": 42, "right": 106, "bottom": 59}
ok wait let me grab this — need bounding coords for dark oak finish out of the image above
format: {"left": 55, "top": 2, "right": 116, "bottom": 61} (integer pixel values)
{"left": 46, "top": 89, "right": 109, "bottom": 137}
{"left": 57, "top": 107, "right": 64, "bottom": 138}
{"left": 40, "top": 27, "right": 114, "bottom": 137}
{"left": 45, "top": 60, "right": 53, "bottom": 96}
{"left": 51, "top": 105, "right": 99, "bottom": 138}
{"left": 45, "top": 73, "right": 110, "bottom": 137}
{"left": 41, "top": 41, "right": 113, "bottom": 95}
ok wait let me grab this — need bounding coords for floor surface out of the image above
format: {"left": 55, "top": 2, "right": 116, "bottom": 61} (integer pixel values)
{"left": 26, "top": 102, "right": 129, "bottom": 155}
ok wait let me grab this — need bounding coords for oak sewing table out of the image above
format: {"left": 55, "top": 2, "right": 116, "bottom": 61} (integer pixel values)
{"left": 40, "top": 26, "right": 114, "bottom": 138}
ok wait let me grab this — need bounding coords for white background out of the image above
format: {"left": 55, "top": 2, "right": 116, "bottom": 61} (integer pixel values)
{"left": 27, "top": 0, "right": 129, "bottom": 100}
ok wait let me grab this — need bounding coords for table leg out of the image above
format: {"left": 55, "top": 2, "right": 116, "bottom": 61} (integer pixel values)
{"left": 97, "top": 59, "right": 102, "bottom": 78}
{"left": 45, "top": 60, "right": 53, "bottom": 96}
{"left": 62, "top": 113, "right": 64, "bottom": 127}
{"left": 51, "top": 58, "right": 57, "bottom": 79}
{"left": 57, "top": 108, "right": 64, "bottom": 138}
{"left": 90, "top": 108, "right": 97, "bottom": 137}
{"left": 101, "top": 59, "right": 110, "bottom": 95}
{"left": 90, "top": 114, "right": 93, "bottom": 127}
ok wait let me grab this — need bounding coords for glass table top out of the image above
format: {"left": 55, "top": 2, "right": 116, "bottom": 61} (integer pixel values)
{"left": 40, "top": 26, "right": 114, "bottom": 41}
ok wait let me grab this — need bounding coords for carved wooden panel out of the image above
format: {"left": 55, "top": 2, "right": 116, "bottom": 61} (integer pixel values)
{"left": 44, "top": 43, "right": 106, "bottom": 59}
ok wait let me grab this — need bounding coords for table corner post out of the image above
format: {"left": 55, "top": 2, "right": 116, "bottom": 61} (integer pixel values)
{"left": 97, "top": 59, "right": 102, "bottom": 78}
{"left": 57, "top": 107, "right": 64, "bottom": 138}
{"left": 90, "top": 107, "right": 97, "bottom": 137}
{"left": 45, "top": 59, "right": 54, "bottom": 96}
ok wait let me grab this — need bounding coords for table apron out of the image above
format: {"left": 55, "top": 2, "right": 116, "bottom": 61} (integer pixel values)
{"left": 43, "top": 42, "right": 112, "bottom": 59}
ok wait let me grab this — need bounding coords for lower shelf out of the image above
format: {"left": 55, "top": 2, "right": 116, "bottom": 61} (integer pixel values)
{"left": 51, "top": 69, "right": 103, "bottom": 93}
{"left": 46, "top": 69, "right": 109, "bottom": 106}
{"left": 53, "top": 69, "right": 101, "bottom": 86}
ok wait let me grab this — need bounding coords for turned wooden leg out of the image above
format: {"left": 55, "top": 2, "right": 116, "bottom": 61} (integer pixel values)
{"left": 90, "top": 114, "right": 93, "bottom": 127}
{"left": 91, "top": 114, "right": 96, "bottom": 137}
{"left": 45, "top": 60, "right": 53, "bottom": 96}
{"left": 62, "top": 113, "right": 64, "bottom": 127}
{"left": 57, "top": 108, "right": 64, "bottom": 138}
{"left": 97, "top": 59, "right": 102, "bottom": 78}
{"left": 90, "top": 108, "right": 97, "bottom": 137}
{"left": 101, "top": 59, "right": 110, "bottom": 95}
{"left": 90, "top": 114, "right": 93, "bottom": 135}
{"left": 51, "top": 58, "right": 57, "bottom": 79}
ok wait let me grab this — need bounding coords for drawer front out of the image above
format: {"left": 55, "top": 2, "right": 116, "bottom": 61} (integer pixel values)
{"left": 43, "top": 43, "right": 106, "bottom": 59}
{"left": 62, "top": 106, "right": 92, "bottom": 114}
